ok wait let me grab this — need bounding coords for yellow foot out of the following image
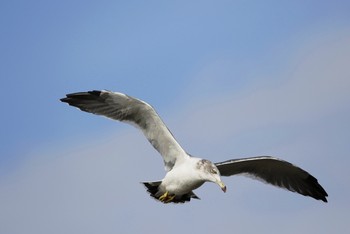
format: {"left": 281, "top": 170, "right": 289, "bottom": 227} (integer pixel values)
{"left": 159, "top": 191, "right": 169, "bottom": 202}
{"left": 164, "top": 194, "right": 176, "bottom": 203}
{"left": 159, "top": 191, "right": 176, "bottom": 203}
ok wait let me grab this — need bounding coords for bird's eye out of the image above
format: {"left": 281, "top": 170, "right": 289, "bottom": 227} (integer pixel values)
{"left": 211, "top": 169, "right": 217, "bottom": 174}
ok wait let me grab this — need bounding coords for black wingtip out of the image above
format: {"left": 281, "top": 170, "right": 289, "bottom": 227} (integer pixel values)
{"left": 305, "top": 175, "right": 328, "bottom": 203}
{"left": 60, "top": 90, "right": 103, "bottom": 104}
{"left": 60, "top": 97, "right": 68, "bottom": 103}
{"left": 320, "top": 192, "right": 328, "bottom": 203}
{"left": 317, "top": 196, "right": 328, "bottom": 203}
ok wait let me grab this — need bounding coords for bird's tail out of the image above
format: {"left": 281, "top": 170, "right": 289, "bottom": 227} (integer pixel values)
{"left": 142, "top": 181, "right": 162, "bottom": 198}
{"left": 141, "top": 181, "right": 200, "bottom": 204}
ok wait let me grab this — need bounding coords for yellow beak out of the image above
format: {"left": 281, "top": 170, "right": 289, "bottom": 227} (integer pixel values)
{"left": 218, "top": 181, "right": 227, "bottom": 193}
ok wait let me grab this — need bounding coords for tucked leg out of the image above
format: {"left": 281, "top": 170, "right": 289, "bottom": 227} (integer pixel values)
{"left": 159, "top": 191, "right": 176, "bottom": 203}
{"left": 159, "top": 191, "right": 169, "bottom": 202}
{"left": 164, "top": 194, "right": 176, "bottom": 203}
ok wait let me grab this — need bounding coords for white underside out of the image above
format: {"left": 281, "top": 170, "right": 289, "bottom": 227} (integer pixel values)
{"left": 158, "top": 157, "right": 205, "bottom": 196}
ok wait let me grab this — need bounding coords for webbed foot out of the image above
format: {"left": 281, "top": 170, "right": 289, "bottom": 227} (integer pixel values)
{"left": 159, "top": 191, "right": 176, "bottom": 203}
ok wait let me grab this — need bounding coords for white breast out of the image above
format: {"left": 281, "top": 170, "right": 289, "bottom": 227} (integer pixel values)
{"left": 161, "top": 157, "right": 205, "bottom": 195}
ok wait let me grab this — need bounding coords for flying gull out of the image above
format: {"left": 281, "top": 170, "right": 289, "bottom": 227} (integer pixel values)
{"left": 61, "top": 90, "right": 328, "bottom": 204}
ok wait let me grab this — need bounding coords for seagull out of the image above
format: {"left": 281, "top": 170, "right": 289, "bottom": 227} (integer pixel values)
{"left": 61, "top": 90, "right": 328, "bottom": 204}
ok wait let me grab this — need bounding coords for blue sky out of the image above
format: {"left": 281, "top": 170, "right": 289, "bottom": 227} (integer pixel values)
{"left": 1, "top": 1, "right": 350, "bottom": 233}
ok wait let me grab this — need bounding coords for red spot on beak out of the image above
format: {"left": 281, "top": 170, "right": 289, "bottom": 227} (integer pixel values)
{"left": 222, "top": 185, "right": 227, "bottom": 193}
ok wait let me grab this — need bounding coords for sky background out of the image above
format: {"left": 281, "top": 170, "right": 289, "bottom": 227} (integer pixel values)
{"left": 1, "top": 1, "right": 350, "bottom": 233}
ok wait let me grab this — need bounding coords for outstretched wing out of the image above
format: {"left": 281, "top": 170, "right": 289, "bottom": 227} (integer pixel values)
{"left": 215, "top": 156, "right": 328, "bottom": 202}
{"left": 61, "top": 90, "right": 188, "bottom": 171}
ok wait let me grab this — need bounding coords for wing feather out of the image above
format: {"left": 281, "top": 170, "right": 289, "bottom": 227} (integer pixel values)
{"left": 215, "top": 156, "right": 328, "bottom": 202}
{"left": 61, "top": 90, "right": 188, "bottom": 171}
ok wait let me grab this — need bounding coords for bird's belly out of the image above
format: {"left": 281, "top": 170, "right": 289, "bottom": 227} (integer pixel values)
{"left": 162, "top": 173, "right": 204, "bottom": 195}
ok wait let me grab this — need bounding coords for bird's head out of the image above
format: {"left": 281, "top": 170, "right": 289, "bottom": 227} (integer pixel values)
{"left": 197, "top": 159, "right": 226, "bottom": 193}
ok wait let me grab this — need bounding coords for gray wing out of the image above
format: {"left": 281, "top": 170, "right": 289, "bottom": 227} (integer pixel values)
{"left": 215, "top": 156, "right": 328, "bottom": 202}
{"left": 61, "top": 90, "right": 188, "bottom": 171}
